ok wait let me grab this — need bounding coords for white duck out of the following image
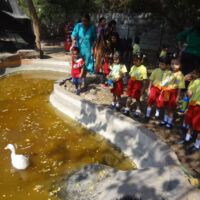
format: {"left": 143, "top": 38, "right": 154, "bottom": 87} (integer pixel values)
{"left": 5, "top": 144, "right": 29, "bottom": 170}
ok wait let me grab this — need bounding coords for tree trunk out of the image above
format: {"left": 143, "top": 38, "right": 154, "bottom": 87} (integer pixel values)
{"left": 26, "top": 0, "right": 43, "bottom": 58}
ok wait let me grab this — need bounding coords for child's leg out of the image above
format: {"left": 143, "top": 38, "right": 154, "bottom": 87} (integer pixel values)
{"left": 160, "top": 109, "right": 168, "bottom": 125}
{"left": 184, "top": 127, "right": 193, "bottom": 142}
{"left": 194, "top": 132, "right": 200, "bottom": 149}
{"left": 135, "top": 99, "right": 142, "bottom": 115}
{"left": 111, "top": 94, "right": 117, "bottom": 108}
{"left": 125, "top": 97, "right": 132, "bottom": 109}
{"left": 99, "top": 73, "right": 104, "bottom": 84}
{"left": 82, "top": 70, "right": 87, "bottom": 89}
{"left": 116, "top": 96, "right": 121, "bottom": 110}
{"left": 166, "top": 109, "right": 174, "bottom": 128}
{"left": 186, "top": 131, "right": 200, "bottom": 153}
{"left": 124, "top": 97, "right": 132, "bottom": 114}
{"left": 155, "top": 108, "right": 160, "bottom": 118}
{"left": 146, "top": 106, "right": 152, "bottom": 118}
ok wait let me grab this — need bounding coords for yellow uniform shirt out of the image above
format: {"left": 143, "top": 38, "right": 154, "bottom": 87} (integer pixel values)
{"left": 160, "top": 70, "right": 185, "bottom": 90}
{"left": 149, "top": 68, "right": 164, "bottom": 88}
{"left": 160, "top": 70, "right": 172, "bottom": 90}
{"left": 188, "top": 78, "right": 200, "bottom": 106}
{"left": 169, "top": 71, "right": 185, "bottom": 90}
{"left": 109, "top": 64, "right": 127, "bottom": 80}
{"left": 129, "top": 65, "right": 147, "bottom": 81}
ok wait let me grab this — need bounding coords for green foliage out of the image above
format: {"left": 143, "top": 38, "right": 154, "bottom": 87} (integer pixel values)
{"left": 17, "top": 0, "right": 200, "bottom": 38}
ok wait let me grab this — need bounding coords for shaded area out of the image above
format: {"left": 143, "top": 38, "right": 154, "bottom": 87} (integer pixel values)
{"left": 58, "top": 163, "right": 200, "bottom": 200}
{"left": 0, "top": 0, "right": 35, "bottom": 52}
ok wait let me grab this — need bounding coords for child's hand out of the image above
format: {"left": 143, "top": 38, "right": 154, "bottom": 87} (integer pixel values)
{"left": 70, "top": 45, "right": 74, "bottom": 52}
{"left": 184, "top": 108, "right": 188, "bottom": 115}
{"left": 147, "top": 88, "right": 150, "bottom": 96}
{"left": 176, "top": 97, "right": 180, "bottom": 103}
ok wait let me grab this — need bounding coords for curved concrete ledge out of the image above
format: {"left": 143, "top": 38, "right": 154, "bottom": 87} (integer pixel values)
{"left": 0, "top": 59, "right": 70, "bottom": 77}
{"left": 50, "top": 83, "right": 178, "bottom": 169}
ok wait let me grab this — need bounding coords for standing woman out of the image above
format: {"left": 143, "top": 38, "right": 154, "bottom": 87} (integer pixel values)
{"left": 94, "top": 17, "right": 107, "bottom": 74}
{"left": 71, "top": 14, "right": 96, "bottom": 88}
{"left": 176, "top": 21, "right": 200, "bottom": 76}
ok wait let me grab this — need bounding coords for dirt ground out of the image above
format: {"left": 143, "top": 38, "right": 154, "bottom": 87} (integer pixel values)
{"left": 44, "top": 45, "right": 200, "bottom": 187}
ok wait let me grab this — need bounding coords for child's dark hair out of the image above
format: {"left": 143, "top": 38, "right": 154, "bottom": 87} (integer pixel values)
{"left": 72, "top": 47, "right": 79, "bottom": 53}
{"left": 193, "top": 68, "right": 200, "bottom": 75}
{"left": 169, "top": 52, "right": 181, "bottom": 65}
{"left": 108, "top": 20, "right": 117, "bottom": 27}
{"left": 133, "top": 53, "right": 146, "bottom": 61}
{"left": 159, "top": 55, "right": 171, "bottom": 65}
{"left": 99, "top": 17, "right": 106, "bottom": 23}
{"left": 170, "top": 52, "right": 179, "bottom": 60}
{"left": 111, "top": 32, "right": 119, "bottom": 39}
{"left": 82, "top": 13, "right": 90, "bottom": 21}
{"left": 104, "top": 48, "right": 112, "bottom": 54}
{"left": 113, "top": 51, "right": 121, "bottom": 58}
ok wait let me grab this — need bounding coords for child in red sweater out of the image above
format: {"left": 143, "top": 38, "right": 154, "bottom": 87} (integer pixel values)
{"left": 71, "top": 47, "right": 85, "bottom": 95}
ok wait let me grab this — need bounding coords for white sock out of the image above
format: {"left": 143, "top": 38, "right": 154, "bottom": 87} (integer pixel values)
{"left": 136, "top": 107, "right": 141, "bottom": 113}
{"left": 164, "top": 114, "right": 168, "bottom": 122}
{"left": 182, "top": 123, "right": 189, "bottom": 129}
{"left": 185, "top": 133, "right": 191, "bottom": 141}
{"left": 168, "top": 117, "right": 173, "bottom": 125}
{"left": 116, "top": 103, "right": 120, "bottom": 108}
{"left": 155, "top": 109, "right": 160, "bottom": 117}
{"left": 194, "top": 139, "right": 200, "bottom": 149}
{"left": 146, "top": 107, "right": 152, "bottom": 117}
{"left": 125, "top": 107, "right": 129, "bottom": 111}
{"left": 112, "top": 102, "right": 115, "bottom": 106}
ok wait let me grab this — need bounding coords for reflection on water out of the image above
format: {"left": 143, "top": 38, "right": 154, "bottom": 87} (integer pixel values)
{"left": 0, "top": 71, "right": 136, "bottom": 200}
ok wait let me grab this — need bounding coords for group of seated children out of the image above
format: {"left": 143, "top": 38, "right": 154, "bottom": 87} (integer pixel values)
{"left": 69, "top": 46, "right": 200, "bottom": 153}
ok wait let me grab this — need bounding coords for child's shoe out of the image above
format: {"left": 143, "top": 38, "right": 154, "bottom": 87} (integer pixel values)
{"left": 123, "top": 108, "right": 130, "bottom": 116}
{"left": 134, "top": 109, "right": 142, "bottom": 117}
{"left": 177, "top": 139, "right": 192, "bottom": 145}
{"left": 186, "top": 145, "right": 200, "bottom": 154}
{"left": 159, "top": 121, "right": 167, "bottom": 126}
{"left": 110, "top": 102, "right": 116, "bottom": 110}
{"left": 165, "top": 123, "right": 173, "bottom": 129}
{"left": 76, "top": 89, "right": 81, "bottom": 96}
{"left": 115, "top": 103, "right": 120, "bottom": 112}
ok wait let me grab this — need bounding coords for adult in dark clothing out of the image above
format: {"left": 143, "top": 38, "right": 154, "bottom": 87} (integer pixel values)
{"left": 176, "top": 23, "right": 200, "bottom": 75}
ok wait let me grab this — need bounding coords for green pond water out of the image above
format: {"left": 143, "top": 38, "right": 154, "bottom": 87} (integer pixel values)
{"left": 0, "top": 71, "right": 136, "bottom": 200}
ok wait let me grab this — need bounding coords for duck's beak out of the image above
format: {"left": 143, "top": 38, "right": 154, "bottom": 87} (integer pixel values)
{"left": 4, "top": 146, "right": 8, "bottom": 150}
